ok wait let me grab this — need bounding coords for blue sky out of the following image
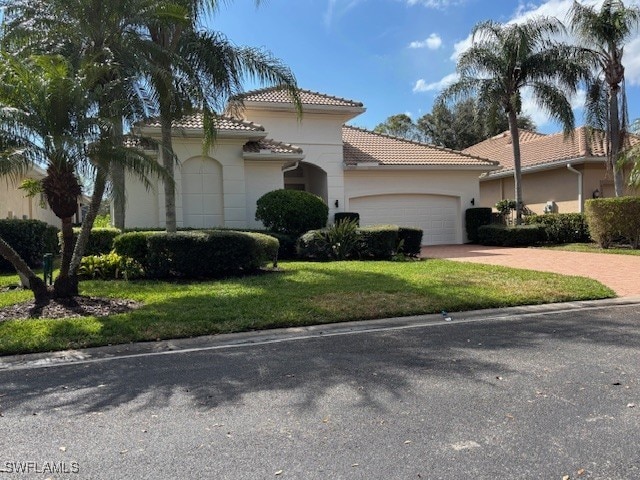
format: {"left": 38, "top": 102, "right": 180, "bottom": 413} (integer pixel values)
{"left": 212, "top": 0, "right": 640, "bottom": 134}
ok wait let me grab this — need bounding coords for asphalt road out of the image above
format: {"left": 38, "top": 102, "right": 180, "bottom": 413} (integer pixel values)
{"left": 1, "top": 302, "right": 639, "bottom": 480}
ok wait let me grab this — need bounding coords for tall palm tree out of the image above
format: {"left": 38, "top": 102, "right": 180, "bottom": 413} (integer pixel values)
{"left": 439, "top": 17, "right": 590, "bottom": 223}
{"left": 568, "top": 0, "right": 640, "bottom": 196}
{"left": 145, "top": 0, "right": 300, "bottom": 232}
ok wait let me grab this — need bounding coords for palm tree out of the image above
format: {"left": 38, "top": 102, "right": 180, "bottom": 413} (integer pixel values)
{"left": 439, "top": 17, "right": 590, "bottom": 223}
{"left": 568, "top": 0, "right": 640, "bottom": 196}
{"left": 145, "top": 0, "right": 300, "bottom": 232}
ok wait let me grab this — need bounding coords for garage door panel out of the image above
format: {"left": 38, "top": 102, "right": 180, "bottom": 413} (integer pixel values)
{"left": 350, "top": 194, "right": 459, "bottom": 245}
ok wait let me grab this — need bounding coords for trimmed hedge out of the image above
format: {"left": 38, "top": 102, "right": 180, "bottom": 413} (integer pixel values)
{"left": 297, "top": 224, "right": 423, "bottom": 260}
{"left": 585, "top": 197, "right": 640, "bottom": 248}
{"left": 0, "top": 219, "right": 59, "bottom": 270}
{"left": 114, "top": 230, "right": 278, "bottom": 279}
{"left": 334, "top": 212, "right": 360, "bottom": 226}
{"left": 255, "top": 189, "right": 328, "bottom": 236}
{"left": 66, "top": 227, "right": 121, "bottom": 256}
{"left": 523, "top": 213, "right": 590, "bottom": 244}
{"left": 477, "top": 224, "right": 546, "bottom": 247}
{"left": 398, "top": 227, "right": 423, "bottom": 257}
{"left": 465, "top": 208, "right": 492, "bottom": 243}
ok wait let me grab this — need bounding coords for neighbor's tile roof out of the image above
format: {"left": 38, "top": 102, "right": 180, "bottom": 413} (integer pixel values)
{"left": 463, "top": 127, "right": 640, "bottom": 174}
{"left": 239, "top": 87, "right": 364, "bottom": 108}
{"left": 243, "top": 139, "right": 303, "bottom": 155}
{"left": 147, "top": 114, "right": 265, "bottom": 132}
{"left": 342, "top": 125, "right": 498, "bottom": 167}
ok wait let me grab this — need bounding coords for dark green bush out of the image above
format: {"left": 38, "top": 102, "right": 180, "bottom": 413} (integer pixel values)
{"left": 357, "top": 225, "right": 400, "bottom": 260}
{"left": 477, "top": 224, "right": 546, "bottom": 247}
{"left": 0, "top": 219, "right": 60, "bottom": 270}
{"left": 65, "top": 227, "right": 121, "bottom": 256}
{"left": 118, "top": 230, "right": 278, "bottom": 279}
{"left": 334, "top": 212, "right": 360, "bottom": 226}
{"left": 255, "top": 189, "right": 328, "bottom": 236}
{"left": 398, "top": 227, "right": 423, "bottom": 257}
{"left": 523, "top": 213, "right": 590, "bottom": 244}
{"left": 465, "top": 208, "right": 492, "bottom": 243}
{"left": 113, "top": 231, "right": 159, "bottom": 265}
{"left": 585, "top": 197, "right": 640, "bottom": 248}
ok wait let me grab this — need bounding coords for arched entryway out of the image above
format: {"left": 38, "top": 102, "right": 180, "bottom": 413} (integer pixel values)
{"left": 283, "top": 162, "right": 328, "bottom": 203}
{"left": 181, "top": 156, "right": 223, "bottom": 228}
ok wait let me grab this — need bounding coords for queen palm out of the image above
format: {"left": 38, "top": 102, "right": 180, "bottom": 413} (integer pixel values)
{"left": 439, "top": 17, "right": 590, "bottom": 223}
{"left": 145, "top": 0, "right": 300, "bottom": 232}
{"left": 568, "top": 0, "right": 640, "bottom": 196}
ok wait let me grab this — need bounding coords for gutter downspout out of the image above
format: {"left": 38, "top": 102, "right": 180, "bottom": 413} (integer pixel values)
{"left": 566, "top": 164, "right": 583, "bottom": 213}
{"left": 282, "top": 161, "right": 300, "bottom": 173}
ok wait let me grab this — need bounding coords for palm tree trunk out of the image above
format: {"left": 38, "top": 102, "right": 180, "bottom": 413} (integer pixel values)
{"left": 111, "top": 119, "right": 126, "bottom": 229}
{"left": 609, "top": 84, "right": 624, "bottom": 196}
{"left": 70, "top": 166, "right": 108, "bottom": 276}
{"left": 0, "top": 236, "right": 49, "bottom": 305}
{"left": 54, "top": 216, "right": 78, "bottom": 297}
{"left": 161, "top": 115, "right": 177, "bottom": 233}
{"left": 508, "top": 109, "right": 524, "bottom": 224}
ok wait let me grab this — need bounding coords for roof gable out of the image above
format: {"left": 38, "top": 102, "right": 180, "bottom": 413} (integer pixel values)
{"left": 342, "top": 125, "right": 498, "bottom": 167}
{"left": 238, "top": 87, "right": 364, "bottom": 108}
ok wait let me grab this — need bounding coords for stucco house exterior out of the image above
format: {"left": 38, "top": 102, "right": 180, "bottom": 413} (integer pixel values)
{"left": 125, "top": 87, "right": 498, "bottom": 244}
{"left": 465, "top": 127, "right": 640, "bottom": 214}
{"left": 0, "top": 165, "right": 64, "bottom": 227}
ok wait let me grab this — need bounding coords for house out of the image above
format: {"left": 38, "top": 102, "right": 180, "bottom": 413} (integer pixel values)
{"left": 0, "top": 165, "right": 67, "bottom": 227}
{"left": 125, "top": 87, "right": 498, "bottom": 244}
{"left": 464, "top": 127, "right": 640, "bottom": 214}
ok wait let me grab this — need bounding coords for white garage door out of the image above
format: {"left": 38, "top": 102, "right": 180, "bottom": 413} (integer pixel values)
{"left": 181, "top": 157, "right": 224, "bottom": 228}
{"left": 349, "top": 194, "right": 459, "bottom": 245}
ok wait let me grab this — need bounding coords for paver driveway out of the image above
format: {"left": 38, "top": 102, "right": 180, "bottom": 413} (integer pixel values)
{"left": 422, "top": 244, "right": 640, "bottom": 297}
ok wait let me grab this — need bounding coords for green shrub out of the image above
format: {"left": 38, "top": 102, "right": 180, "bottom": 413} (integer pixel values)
{"left": 297, "top": 219, "right": 360, "bottom": 260}
{"left": 334, "top": 212, "right": 360, "bottom": 226}
{"left": 523, "top": 213, "right": 590, "bottom": 244}
{"left": 357, "top": 225, "right": 400, "bottom": 260}
{"left": 397, "top": 227, "right": 423, "bottom": 257}
{"left": 79, "top": 252, "right": 144, "bottom": 280}
{"left": 122, "top": 230, "right": 278, "bottom": 279}
{"left": 255, "top": 189, "right": 328, "bottom": 236}
{"left": 465, "top": 208, "right": 492, "bottom": 243}
{"left": 64, "top": 227, "right": 121, "bottom": 256}
{"left": 93, "top": 214, "right": 112, "bottom": 228}
{"left": 585, "top": 197, "right": 640, "bottom": 248}
{"left": 0, "top": 219, "right": 60, "bottom": 270}
{"left": 477, "top": 224, "right": 546, "bottom": 247}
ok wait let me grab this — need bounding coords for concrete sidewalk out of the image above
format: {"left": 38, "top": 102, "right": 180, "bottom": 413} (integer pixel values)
{"left": 422, "top": 244, "right": 640, "bottom": 297}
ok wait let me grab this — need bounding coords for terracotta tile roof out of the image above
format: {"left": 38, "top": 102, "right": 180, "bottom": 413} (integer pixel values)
{"left": 239, "top": 86, "right": 364, "bottom": 108}
{"left": 243, "top": 139, "right": 303, "bottom": 155}
{"left": 146, "top": 114, "right": 264, "bottom": 132}
{"left": 463, "top": 127, "right": 640, "bottom": 174}
{"left": 342, "top": 125, "right": 498, "bottom": 167}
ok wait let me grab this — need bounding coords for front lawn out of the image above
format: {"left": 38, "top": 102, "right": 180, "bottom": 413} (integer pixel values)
{"left": 542, "top": 243, "right": 640, "bottom": 256}
{"left": 0, "top": 259, "right": 614, "bottom": 355}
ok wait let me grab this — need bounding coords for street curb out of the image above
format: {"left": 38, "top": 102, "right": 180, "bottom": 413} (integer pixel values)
{"left": 2, "top": 296, "right": 640, "bottom": 371}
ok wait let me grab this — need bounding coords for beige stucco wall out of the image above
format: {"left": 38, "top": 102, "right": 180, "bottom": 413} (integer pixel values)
{"left": 344, "top": 169, "right": 480, "bottom": 243}
{"left": 480, "top": 161, "right": 640, "bottom": 214}
{"left": 0, "top": 174, "right": 60, "bottom": 227}
{"left": 244, "top": 160, "right": 286, "bottom": 229}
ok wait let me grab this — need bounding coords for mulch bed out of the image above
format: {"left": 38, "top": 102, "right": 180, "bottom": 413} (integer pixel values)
{"left": 0, "top": 294, "right": 141, "bottom": 321}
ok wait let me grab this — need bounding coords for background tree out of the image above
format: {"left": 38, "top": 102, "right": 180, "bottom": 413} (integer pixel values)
{"left": 569, "top": 0, "right": 640, "bottom": 196}
{"left": 374, "top": 113, "right": 423, "bottom": 141}
{"left": 439, "top": 18, "right": 588, "bottom": 223}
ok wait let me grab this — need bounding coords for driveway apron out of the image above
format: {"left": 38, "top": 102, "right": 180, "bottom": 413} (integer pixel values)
{"left": 422, "top": 244, "right": 640, "bottom": 297}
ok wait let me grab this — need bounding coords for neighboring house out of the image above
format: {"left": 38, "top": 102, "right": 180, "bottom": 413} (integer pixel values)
{"left": 126, "top": 87, "right": 498, "bottom": 244}
{"left": 464, "top": 127, "right": 640, "bottom": 214}
{"left": 0, "top": 165, "right": 63, "bottom": 227}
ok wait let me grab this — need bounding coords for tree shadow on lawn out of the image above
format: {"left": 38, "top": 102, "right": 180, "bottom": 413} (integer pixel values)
{"left": 2, "top": 304, "right": 639, "bottom": 417}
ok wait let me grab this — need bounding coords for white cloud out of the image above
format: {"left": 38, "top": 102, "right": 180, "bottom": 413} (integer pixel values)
{"left": 413, "top": 73, "right": 458, "bottom": 92}
{"left": 324, "top": 0, "right": 363, "bottom": 27}
{"left": 406, "top": 0, "right": 467, "bottom": 8}
{"left": 409, "top": 33, "right": 443, "bottom": 50}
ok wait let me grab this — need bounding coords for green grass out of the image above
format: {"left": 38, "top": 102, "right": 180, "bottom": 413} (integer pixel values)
{"left": 0, "top": 259, "right": 614, "bottom": 356}
{"left": 542, "top": 243, "right": 640, "bottom": 256}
